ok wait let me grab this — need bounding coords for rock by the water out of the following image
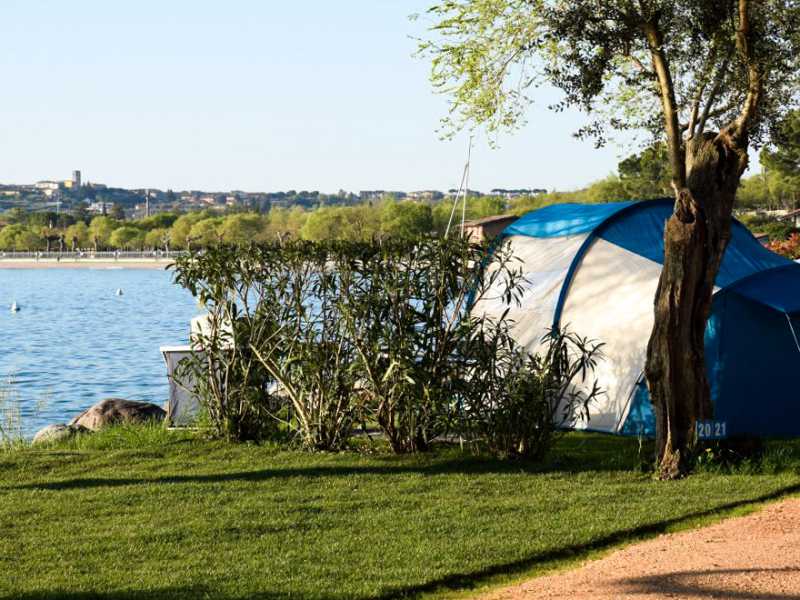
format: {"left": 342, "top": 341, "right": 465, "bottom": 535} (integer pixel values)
{"left": 69, "top": 399, "right": 166, "bottom": 431}
{"left": 32, "top": 423, "right": 89, "bottom": 445}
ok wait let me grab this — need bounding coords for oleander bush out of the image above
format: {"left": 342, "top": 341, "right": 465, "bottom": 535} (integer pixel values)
{"left": 461, "top": 326, "right": 603, "bottom": 459}
{"left": 172, "top": 237, "right": 602, "bottom": 460}
{"left": 334, "top": 238, "right": 532, "bottom": 452}
{"left": 171, "top": 247, "right": 282, "bottom": 443}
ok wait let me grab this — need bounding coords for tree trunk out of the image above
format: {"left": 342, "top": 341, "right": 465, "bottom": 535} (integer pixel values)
{"left": 645, "top": 132, "right": 747, "bottom": 479}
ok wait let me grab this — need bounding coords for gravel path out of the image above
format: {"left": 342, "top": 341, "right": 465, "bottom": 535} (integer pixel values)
{"left": 481, "top": 498, "right": 800, "bottom": 600}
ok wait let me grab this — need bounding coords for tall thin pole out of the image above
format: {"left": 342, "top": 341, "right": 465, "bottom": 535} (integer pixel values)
{"left": 461, "top": 136, "right": 473, "bottom": 236}
{"left": 445, "top": 135, "right": 475, "bottom": 239}
{"left": 444, "top": 164, "right": 468, "bottom": 238}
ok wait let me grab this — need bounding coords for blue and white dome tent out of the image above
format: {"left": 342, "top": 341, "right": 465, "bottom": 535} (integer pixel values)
{"left": 476, "top": 198, "right": 800, "bottom": 438}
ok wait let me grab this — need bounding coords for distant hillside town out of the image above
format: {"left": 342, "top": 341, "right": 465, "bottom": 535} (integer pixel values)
{"left": 0, "top": 142, "right": 798, "bottom": 255}
{"left": 0, "top": 171, "right": 547, "bottom": 218}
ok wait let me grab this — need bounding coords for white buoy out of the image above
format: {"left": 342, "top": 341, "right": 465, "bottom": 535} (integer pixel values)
{"left": 10, "top": 301, "right": 19, "bottom": 312}
{"left": 115, "top": 289, "right": 124, "bottom": 296}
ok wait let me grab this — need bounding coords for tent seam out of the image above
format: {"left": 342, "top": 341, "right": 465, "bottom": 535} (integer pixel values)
{"left": 551, "top": 198, "right": 673, "bottom": 330}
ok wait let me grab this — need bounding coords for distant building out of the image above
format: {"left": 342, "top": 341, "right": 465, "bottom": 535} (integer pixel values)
{"left": 88, "top": 201, "right": 113, "bottom": 215}
{"left": 463, "top": 214, "right": 519, "bottom": 244}
{"left": 359, "top": 190, "right": 406, "bottom": 201}
{"left": 445, "top": 189, "right": 482, "bottom": 199}
{"left": 134, "top": 199, "right": 166, "bottom": 219}
{"left": 407, "top": 190, "right": 444, "bottom": 201}
{"left": 490, "top": 188, "right": 547, "bottom": 199}
{"left": 62, "top": 171, "right": 83, "bottom": 190}
{"left": 359, "top": 190, "right": 386, "bottom": 201}
{"left": 35, "top": 181, "right": 62, "bottom": 197}
{"left": 35, "top": 181, "right": 61, "bottom": 191}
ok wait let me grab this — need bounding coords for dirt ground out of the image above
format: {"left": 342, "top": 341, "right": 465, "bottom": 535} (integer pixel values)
{"left": 481, "top": 498, "right": 800, "bottom": 600}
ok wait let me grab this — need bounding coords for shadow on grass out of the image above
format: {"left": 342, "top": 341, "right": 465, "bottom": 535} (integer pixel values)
{"left": 3, "top": 460, "right": 612, "bottom": 491}
{"left": 369, "top": 481, "right": 800, "bottom": 600}
{"left": 3, "top": 589, "right": 350, "bottom": 600}
{"left": 9, "top": 490, "right": 800, "bottom": 600}
{"left": 621, "top": 567, "right": 800, "bottom": 600}
{"left": 4, "top": 434, "right": 653, "bottom": 492}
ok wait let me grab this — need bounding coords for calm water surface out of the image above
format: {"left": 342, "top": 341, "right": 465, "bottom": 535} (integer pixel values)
{"left": 0, "top": 268, "right": 201, "bottom": 436}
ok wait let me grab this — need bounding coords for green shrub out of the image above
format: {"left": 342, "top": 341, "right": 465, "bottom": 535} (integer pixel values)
{"left": 737, "top": 213, "right": 770, "bottom": 230}
{"left": 171, "top": 238, "right": 602, "bottom": 461}
{"left": 756, "top": 220, "right": 796, "bottom": 241}
{"left": 462, "top": 327, "right": 603, "bottom": 460}
{"left": 335, "top": 238, "right": 530, "bottom": 453}
{"left": 174, "top": 243, "right": 365, "bottom": 449}
{"left": 247, "top": 243, "right": 360, "bottom": 450}
{"left": 172, "top": 246, "right": 285, "bottom": 443}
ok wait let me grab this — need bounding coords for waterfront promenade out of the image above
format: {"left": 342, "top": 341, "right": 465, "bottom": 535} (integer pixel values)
{"left": 0, "top": 250, "right": 178, "bottom": 269}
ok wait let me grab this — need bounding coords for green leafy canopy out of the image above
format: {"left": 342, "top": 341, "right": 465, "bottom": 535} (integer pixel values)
{"left": 417, "top": 0, "right": 800, "bottom": 149}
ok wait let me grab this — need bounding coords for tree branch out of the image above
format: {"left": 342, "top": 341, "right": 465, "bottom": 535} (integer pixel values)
{"left": 697, "top": 57, "right": 731, "bottom": 134}
{"left": 643, "top": 20, "right": 686, "bottom": 189}
{"left": 733, "top": 0, "right": 763, "bottom": 138}
{"left": 686, "top": 97, "right": 702, "bottom": 140}
{"left": 702, "top": 100, "right": 739, "bottom": 126}
{"left": 627, "top": 53, "right": 655, "bottom": 78}
{"left": 687, "top": 45, "right": 720, "bottom": 139}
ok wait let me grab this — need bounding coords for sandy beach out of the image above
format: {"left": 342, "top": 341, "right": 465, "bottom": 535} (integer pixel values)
{"left": 0, "top": 259, "right": 174, "bottom": 269}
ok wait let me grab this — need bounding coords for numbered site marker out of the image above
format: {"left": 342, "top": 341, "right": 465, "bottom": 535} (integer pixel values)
{"left": 696, "top": 420, "right": 727, "bottom": 440}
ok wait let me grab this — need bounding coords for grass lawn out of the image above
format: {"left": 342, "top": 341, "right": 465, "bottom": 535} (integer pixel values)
{"left": 1, "top": 428, "right": 799, "bottom": 600}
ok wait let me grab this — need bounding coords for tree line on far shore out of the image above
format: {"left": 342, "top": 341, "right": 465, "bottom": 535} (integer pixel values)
{"left": 0, "top": 197, "right": 507, "bottom": 252}
{"left": 1, "top": 116, "right": 798, "bottom": 251}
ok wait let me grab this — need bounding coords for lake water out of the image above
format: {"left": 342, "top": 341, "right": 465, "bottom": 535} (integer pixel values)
{"left": 0, "top": 268, "right": 201, "bottom": 437}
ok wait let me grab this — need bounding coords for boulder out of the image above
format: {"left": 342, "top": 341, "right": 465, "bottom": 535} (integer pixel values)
{"left": 69, "top": 399, "right": 166, "bottom": 431}
{"left": 32, "top": 423, "right": 89, "bottom": 445}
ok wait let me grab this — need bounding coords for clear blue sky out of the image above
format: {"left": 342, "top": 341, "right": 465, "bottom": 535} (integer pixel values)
{"left": 1, "top": 1, "right": 649, "bottom": 193}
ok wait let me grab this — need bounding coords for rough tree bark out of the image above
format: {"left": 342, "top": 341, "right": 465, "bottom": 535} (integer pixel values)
{"left": 645, "top": 134, "right": 748, "bottom": 479}
{"left": 643, "top": 0, "right": 760, "bottom": 479}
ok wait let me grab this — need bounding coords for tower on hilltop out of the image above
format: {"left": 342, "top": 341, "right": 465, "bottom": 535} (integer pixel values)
{"left": 72, "top": 170, "right": 81, "bottom": 189}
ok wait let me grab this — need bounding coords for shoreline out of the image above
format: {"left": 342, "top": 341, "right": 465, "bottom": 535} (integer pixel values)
{"left": 0, "top": 259, "right": 174, "bottom": 270}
